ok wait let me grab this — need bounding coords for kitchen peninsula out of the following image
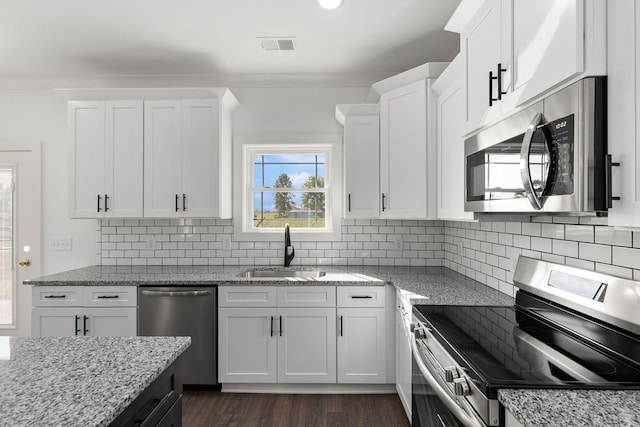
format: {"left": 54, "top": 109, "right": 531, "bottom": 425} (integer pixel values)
{"left": 0, "top": 336, "right": 190, "bottom": 426}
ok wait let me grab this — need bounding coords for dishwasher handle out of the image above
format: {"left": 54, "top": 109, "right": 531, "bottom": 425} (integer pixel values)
{"left": 141, "top": 289, "right": 213, "bottom": 297}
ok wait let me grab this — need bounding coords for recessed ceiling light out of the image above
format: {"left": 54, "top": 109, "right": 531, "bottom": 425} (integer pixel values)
{"left": 318, "top": 0, "right": 342, "bottom": 10}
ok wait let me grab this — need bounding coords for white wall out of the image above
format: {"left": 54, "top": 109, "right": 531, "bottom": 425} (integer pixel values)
{"left": 0, "top": 84, "right": 370, "bottom": 275}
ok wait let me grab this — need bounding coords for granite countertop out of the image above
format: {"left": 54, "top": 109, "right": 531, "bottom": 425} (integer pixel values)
{"left": 23, "top": 265, "right": 385, "bottom": 286}
{"left": 0, "top": 336, "right": 190, "bottom": 427}
{"left": 499, "top": 389, "right": 640, "bottom": 426}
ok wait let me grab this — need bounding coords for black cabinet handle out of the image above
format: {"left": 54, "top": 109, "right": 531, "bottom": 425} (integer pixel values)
{"left": 83, "top": 315, "right": 89, "bottom": 335}
{"left": 339, "top": 315, "right": 343, "bottom": 337}
{"left": 350, "top": 295, "right": 373, "bottom": 299}
{"left": 175, "top": 194, "right": 179, "bottom": 212}
{"left": 606, "top": 154, "right": 621, "bottom": 208}
{"left": 97, "top": 295, "right": 119, "bottom": 299}
{"left": 44, "top": 295, "right": 66, "bottom": 299}
{"left": 279, "top": 316, "right": 283, "bottom": 337}
{"left": 75, "top": 315, "right": 81, "bottom": 335}
{"left": 183, "top": 194, "right": 186, "bottom": 211}
{"left": 270, "top": 316, "right": 274, "bottom": 337}
{"left": 381, "top": 193, "right": 386, "bottom": 212}
{"left": 497, "top": 63, "right": 507, "bottom": 100}
{"left": 348, "top": 194, "right": 351, "bottom": 212}
{"left": 104, "top": 194, "right": 109, "bottom": 212}
{"left": 489, "top": 70, "right": 499, "bottom": 106}
{"left": 97, "top": 194, "right": 102, "bottom": 212}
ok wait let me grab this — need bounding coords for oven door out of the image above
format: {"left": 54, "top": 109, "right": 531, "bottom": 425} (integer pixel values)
{"left": 412, "top": 350, "right": 465, "bottom": 427}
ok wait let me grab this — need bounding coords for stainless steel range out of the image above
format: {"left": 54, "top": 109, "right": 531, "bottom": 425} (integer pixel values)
{"left": 411, "top": 256, "right": 640, "bottom": 427}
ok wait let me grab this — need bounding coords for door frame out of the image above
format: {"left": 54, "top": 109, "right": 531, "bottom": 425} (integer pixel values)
{"left": 0, "top": 141, "right": 41, "bottom": 336}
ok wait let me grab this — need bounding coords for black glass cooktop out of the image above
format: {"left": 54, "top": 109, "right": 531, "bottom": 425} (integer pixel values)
{"left": 413, "top": 295, "right": 640, "bottom": 398}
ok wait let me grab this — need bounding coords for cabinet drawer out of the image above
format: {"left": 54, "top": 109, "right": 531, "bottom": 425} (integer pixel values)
{"left": 218, "top": 286, "right": 277, "bottom": 307}
{"left": 32, "top": 286, "right": 84, "bottom": 307}
{"left": 84, "top": 286, "right": 137, "bottom": 307}
{"left": 277, "top": 286, "right": 336, "bottom": 307}
{"left": 337, "top": 286, "right": 385, "bottom": 307}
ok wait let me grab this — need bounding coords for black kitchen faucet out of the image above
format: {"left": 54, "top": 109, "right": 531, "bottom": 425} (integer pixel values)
{"left": 284, "top": 223, "right": 295, "bottom": 267}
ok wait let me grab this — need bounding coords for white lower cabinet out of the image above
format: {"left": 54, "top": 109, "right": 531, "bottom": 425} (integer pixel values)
{"left": 218, "top": 285, "right": 387, "bottom": 385}
{"left": 31, "top": 286, "right": 137, "bottom": 337}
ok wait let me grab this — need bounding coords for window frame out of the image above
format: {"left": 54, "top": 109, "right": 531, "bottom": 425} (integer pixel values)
{"left": 233, "top": 134, "right": 342, "bottom": 242}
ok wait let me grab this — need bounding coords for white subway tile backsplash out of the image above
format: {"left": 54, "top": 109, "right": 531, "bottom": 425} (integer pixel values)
{"left": 98, "top": 217, "right": 639, "bottom": 299}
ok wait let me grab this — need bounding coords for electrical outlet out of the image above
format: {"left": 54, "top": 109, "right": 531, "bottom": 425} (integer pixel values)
{"left": 222, "top": 235, "right": 232, "bottom": 251}
{"left": 393, "top": 235, "right": 403, "bottom": 250}
{"left": 49, "top": 237, "right": 72, "bottom": 251}
{"left": 456, "top": 241, "right": 464, "bottom": 255}
{"left": 145, "top": 236, "right": 156, "bottom": 251}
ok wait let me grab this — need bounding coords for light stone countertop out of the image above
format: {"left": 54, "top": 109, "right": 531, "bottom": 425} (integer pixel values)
{"left": 499, "top": 389, "right": 640, "bottom": 426}
{"left": 0, "top": 336, "right": 190, "bottom": 427}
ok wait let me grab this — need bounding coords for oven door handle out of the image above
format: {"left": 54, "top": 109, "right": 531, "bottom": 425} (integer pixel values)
{"left": 411, "top": 339, "right": 484, "bottom": 427}
{"left": 520, "top": 112, "right": 546, "bottom": 210}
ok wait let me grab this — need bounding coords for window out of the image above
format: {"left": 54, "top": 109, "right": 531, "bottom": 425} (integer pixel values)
{"left": 252, "top": 153, "right": 327, "bottom": 229}
{"left": 234, "top": 137, "right": 342, "bottom": 241}
{"left": 0, "top": 167, "right": 13, "bottom": 326}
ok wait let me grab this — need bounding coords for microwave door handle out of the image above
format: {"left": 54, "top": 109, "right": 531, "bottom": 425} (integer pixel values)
{"left": 520, "top": 113, "right": 545, "bottom": 210}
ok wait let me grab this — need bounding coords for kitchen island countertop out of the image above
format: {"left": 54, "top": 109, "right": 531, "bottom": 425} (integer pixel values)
{"left": 0, "top": 336, "right": 190, "bottom": 427}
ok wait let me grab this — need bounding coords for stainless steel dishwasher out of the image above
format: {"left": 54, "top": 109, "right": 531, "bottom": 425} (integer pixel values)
{"left": 138, "top": 286, "right": 217, "bottom": 386}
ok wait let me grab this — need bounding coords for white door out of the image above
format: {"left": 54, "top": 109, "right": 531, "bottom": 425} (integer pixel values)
{"left": 0, "top": 143, "right": 41, "bottom": 336}
{"left": 68, "top": 101, "right": 106, "bottom": 218}
{"left": 218, "top": 307, "right": 277, "bottom": 383}
{"left": 182, "top": 99, "right": 220, "bottom": 218}
{"left": 337, "top": 308, "right": 386, "bottom": 383}
{"left": 379, "top": 80, "right": 428, "bottom": 219}
{"left": 277, "top": 307, "right": 337, "bottom": 383}
{"left": 85, "top": 307, "right": 137, "bottom": 336}
{"left": 462, "top": 0, "right": 507, "bottom": 132}
{"left": 344, "top": 115, "right": 380, "bottom": 218}
{"left": 31, "top": 307, "right": 79, "bottom": 337}
{"left": 144, "top": 100, "right": 183, "bottom": 217}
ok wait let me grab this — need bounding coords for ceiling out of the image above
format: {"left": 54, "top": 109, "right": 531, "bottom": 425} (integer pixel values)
{"left": 0, "top": 0, "right": 461, "bottom": 83}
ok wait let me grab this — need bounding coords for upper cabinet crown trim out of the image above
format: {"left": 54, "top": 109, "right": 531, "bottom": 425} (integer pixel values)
{"left": 367, "top": 62, "right": 450, "bottom": 103}
{"left": 335, "top": 104, "right": 379, "bottom": 125}
{"left": 54, "top": 87, "right": 239, "bottom": 109}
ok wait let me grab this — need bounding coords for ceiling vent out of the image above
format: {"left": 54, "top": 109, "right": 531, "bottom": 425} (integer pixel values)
{"left": 258, "top": 37, "right": 296, "bottom": 51}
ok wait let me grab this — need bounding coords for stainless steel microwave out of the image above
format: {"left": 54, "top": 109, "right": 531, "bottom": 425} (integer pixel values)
{"left": 464, "top": 77, "right": 609, "bottom": 214}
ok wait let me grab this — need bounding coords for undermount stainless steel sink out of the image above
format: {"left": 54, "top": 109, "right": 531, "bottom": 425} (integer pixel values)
{"left": 238, "top": 269, "right": 327, "bottom": 279}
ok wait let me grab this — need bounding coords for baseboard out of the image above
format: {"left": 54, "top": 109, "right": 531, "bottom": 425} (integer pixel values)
{"left": 221, "top": 383, "right": 397, "bottom": 394}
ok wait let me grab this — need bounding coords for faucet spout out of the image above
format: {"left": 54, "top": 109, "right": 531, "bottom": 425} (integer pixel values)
{"left": 284, "top": 223, "right": 295, "bottom": 267}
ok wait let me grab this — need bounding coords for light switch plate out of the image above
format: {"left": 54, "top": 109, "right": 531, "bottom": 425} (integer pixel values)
{"left": 49, "top": 237, "right": 72, "bottom": 251}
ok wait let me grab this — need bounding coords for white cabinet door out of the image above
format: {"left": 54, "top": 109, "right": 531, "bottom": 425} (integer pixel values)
{"left": 218, "top": 307, "right": 277, "bottom": 383}
{"left": 607, "top": 0, "right": 640, "bottom": 227}
{"left": 68, "top": 101, "right": 106, "bottom": 218}
{"left": 462, "top": 0, "right": 507, "bottom": 134}
{"left": 32, "top": 307, "right": 80, "bottom": 337}
{"left": 380, "top": 80, "right": 428, "bottom": 219}
{"left": 144, "top": 100, "right": 183, "bottom": 218}
{"left": 105, "top": 101, "right": 143, "bottom": 217}
{"left": 182, "top": 99, "right": 221, "bottom": 218}
{"left": 337, "top": 307, "right": 386, "bottom": 384}
{"left": 344, "top": 115, "right": 380, "bottom": 218}
{"left": 511, "top": 0, "right": 584, "bottom": 107}
{"left": 277, "top": 308, "right": 337, "bottom": 383}
{"left": 434, "top": 58, "right": 475, "bottom": 221}
{"left": 85, "top": 307, "right": 137, "bottom": 337}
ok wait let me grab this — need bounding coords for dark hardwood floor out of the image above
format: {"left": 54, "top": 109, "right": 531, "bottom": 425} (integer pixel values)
{"left": 182, "top": 391, "right": 411, "bottom": 427}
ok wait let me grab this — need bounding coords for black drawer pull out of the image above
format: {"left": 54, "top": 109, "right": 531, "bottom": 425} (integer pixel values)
{"left": 97, "top": 295, "right": 119, "bottom": 299}
{"left": 83, "top": 315, "right": 89, "bottom": 335}
{"left": 350, "top": 295, "right": 373, "bottom": 299}
{"left": 44, "top": 295, "right": 66, "bottom": 299}
{"left": 75, "top": 315, "right": 81, "bottom": 335}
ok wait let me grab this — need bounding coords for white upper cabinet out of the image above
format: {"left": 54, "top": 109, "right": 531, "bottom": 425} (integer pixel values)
{"left": 607, "top": 0, "right": 640, "bottom": 228}
{"left": 432, "top": 57, "right": 475, "bottom": 221}
{"left": 336, "top": 104, "right": 380, "bottom": 219}
{"left": 68, "top": 100, "right": 143, "bottom": 218}
{"left": 374, "top": 65, "right": 444, "bottom": 220}
{"left": 461, "top": 0, "right": 606, "bottom": 134}
{"left": 145, "top": 96, "right": 237, "bottom": 218}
